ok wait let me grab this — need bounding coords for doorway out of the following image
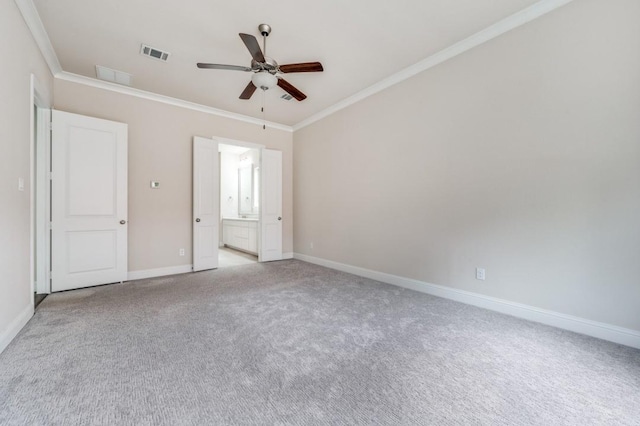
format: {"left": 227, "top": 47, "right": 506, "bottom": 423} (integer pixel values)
{"left": 219, "top": 143, "right": 260, "bottom": 267}
{"left": 192, "top": 136, "right": 283, "bottom": 272}
{"left": 30, "top": 75, "right": 51, "bottom": 308}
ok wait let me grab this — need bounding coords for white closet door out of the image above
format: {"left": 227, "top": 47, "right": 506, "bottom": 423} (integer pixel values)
{"left": 51, "top": 110, "right": 128, "bottom": 292}
{"left": 260, "top": 149, "right": 283, "bottom": 262}
{"left": 193, "top": 136, "right": 219, "bottom": 272}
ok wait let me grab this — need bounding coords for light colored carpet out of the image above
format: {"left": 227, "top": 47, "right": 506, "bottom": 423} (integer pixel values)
{"left": 1, "top": 260, "right": 639, "bottom": 425}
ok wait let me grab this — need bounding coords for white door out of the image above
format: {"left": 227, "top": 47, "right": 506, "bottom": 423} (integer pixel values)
{"left": 51, "top": 110, "right": 128, "bottom": 292}
{"left": 193, "top": 136, "right": 219, "bottom": 271}
{"left": 260, "top": 149, "right": 283, "bottom": 262}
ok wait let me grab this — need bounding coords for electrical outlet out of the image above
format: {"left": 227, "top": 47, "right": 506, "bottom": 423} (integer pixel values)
{"left": 179, "top": 248, "right": 185, "bottom": 256}
{"left": 476, "top": 268, "right": 486, "bottom": 281}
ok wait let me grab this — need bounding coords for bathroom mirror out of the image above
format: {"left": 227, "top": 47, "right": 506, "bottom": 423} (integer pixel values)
{"left": 238, "top": 165, "right": 254, "bottom": 215}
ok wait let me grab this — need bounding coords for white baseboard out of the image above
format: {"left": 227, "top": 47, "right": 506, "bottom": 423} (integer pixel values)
{"left": 293, "top": 253, "right": 640, "bottom": 349}
{"left": 127, "top": 265, "right": 193, "bottom": 281}
{"left": 282, "top": 252, "right": 294, "bottom": 260}
{"left": 0, "top": 304, "right": 34, "bottom": 354}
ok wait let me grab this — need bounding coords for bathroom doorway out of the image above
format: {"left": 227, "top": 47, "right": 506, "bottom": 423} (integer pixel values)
{"left": 192, "top": 135, "right": 283, "bottom": 271}
{"left": 218, "top": 142, "right": 261, "bottom": 267}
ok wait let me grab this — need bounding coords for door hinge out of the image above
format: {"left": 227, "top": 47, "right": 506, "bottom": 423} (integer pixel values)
{"left": 47, "top": 171, "right": 52, "bottom": 180}
{"left": 49, "top": 271, "right": 53, "bottom": 279}
{"left": 48, "top": 122, "right": 53, "bottom": 132}
{"left": 48, "top": 222, "right": 52, "bottom": 231}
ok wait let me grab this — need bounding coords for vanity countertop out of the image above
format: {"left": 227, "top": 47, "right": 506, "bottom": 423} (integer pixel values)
{"left": 222, "top": 217, "right": 259, "bottom": 222}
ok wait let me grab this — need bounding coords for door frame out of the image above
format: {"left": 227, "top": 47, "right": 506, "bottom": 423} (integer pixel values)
{"left": 212, "top": 136, "right": 264, "bottom": 152}
{"left": 30, "top": 74, "right": 52, "bottom": 303}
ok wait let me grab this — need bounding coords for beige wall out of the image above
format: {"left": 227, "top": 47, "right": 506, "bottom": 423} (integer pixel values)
{"left": 54, "top": 79, "right": 293, "bottom": 272}
{"left": 0, "top": 1, "right": 53, "bottom": 341}
{"left": 293, "top": 0, "right": 640, "bottom": 331}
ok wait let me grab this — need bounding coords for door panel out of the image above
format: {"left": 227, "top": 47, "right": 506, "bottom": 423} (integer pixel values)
{"left": 260, "top": 149, "right": 283, "bottom": 262}
{"left": 67, "top": 129, "right": 116, "bottom": 215}
{"left": 51, "top": 110, "right": 127, "bottom": 292}
{"left": 193, "top": 137, "right": 219, "bottom": 271}
{"left": 67, "top": 231, "right": 117, "bottom": 272}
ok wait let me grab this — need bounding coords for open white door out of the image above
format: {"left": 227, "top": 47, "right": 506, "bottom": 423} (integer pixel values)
{"left": 51, "top": 110, "right": 128, "bottom": 292}
{"left": 193, "top": 136, "right": 219, "bottom": 271}
{"left": 260, "top": 149, "right": 283, "bottom": 262}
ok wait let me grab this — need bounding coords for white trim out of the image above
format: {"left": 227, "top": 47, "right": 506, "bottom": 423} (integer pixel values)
{"left": 14, "top": 0, "right": 293, "bottom": 131}
{"left": 17, "top": 0, "right": 575, "bottom": 135}
{"left": 282, "top": 252, "right": 294, "bottom": 260}
{"left": 292, "top": 0, "right": 575, "bottom": 131}
{"left": 30, "top": 74, "right": 52, "bottom": 303}
{"left": 213, "top": 136, "right": 265, "bottom": 150}
{"left": 0, "top": 304, "right": 34, "bottom": 354}
{"left": 14, "top": 0, "right": 61, "bottom": 75}
{"left": 293, "top": 253, "right": 640, "bottom": 349}
{"left": 127, "top": 265, "right": 193, "bottom": 281}
{"left": 29, "top": 76, "right": 35, "bottom": 307}
{"left": 56, "top": 72, "right": 293, "bottom": 132}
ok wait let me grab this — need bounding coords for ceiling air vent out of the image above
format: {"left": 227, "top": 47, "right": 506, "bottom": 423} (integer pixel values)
{"left": 96, "top": 65, "right": 133, "bottom": 86}
{"left": 280, "top": 93, "right": 293, "bottom": 101}
{"left": 140, "top": 44, "right": 170, "bottom": 62}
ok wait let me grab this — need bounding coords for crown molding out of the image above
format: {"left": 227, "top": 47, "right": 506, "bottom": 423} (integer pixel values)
{"left": 56, "top": 72, "right": 293, "bottom": 132}
{"left": 292, "top": 0, "right": 575, "bottom": 132}
{"left": 16, "top": 0, "right": 573, "bottom": 134}
{"left": 14, "top": 0, "right": 62, "bottom": 75}
{"left": 15, "top": 0, "right": 293, "bottom": 132}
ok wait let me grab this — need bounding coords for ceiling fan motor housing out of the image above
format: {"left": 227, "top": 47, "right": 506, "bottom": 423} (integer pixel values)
{"left": 251, "top": 57, "right": 279, "bottom": 73}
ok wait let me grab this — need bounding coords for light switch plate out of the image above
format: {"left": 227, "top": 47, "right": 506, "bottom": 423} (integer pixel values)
{"left": 150, "top": 181, "right": 160, "bottom": 189}
{"left": 18, "top": 177, "right": 24, "bottom": 191}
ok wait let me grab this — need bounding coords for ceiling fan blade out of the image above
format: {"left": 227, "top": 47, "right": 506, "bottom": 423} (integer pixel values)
{"left": 197, "top": 63, "right": 252, "bottom": 71}
{"left": 239, "top": 81, "right": 257, "bottom": 100}
{"left": 239, "top": 33, "right": 265, "bottom": 63}
{"left": 277, "top": 78, "right": 307, "bottom": 101}
{"left": 279, "top": 62, "right": 324, "bottom": 73}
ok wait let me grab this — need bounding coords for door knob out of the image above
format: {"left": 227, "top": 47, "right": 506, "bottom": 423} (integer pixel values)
{"left": 277, "top": 217, "right": 282, "bottom": 221}
{"left": 195, "top": 218, "right": 201, "bottom": 222}
{"left": 120, "top": 220, "right": 126, "bottom": 225}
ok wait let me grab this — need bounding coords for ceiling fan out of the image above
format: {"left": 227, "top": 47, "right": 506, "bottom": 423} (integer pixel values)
{"left": 197, "top": 24, "right": 323, "bottom": 101}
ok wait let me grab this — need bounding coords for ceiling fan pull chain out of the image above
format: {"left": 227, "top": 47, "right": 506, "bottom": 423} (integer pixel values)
{"left": 262, "top": 91, "right": 266, "bottom": 130}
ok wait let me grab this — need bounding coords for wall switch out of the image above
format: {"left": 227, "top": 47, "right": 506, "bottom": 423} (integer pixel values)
{"left": 310, "top": 242, "right": 314, "bottom": 249}
{"left": 150, "top": 181, "right": 160, "bottom": 189}
{"left": 179, "top": 248, "right": 185, "bottom": 256}
{"left": 18, "top": 177, "right": 24, "bottom": 191}
{"left": 476, "top": 268, "right": 486, "bottom": 281}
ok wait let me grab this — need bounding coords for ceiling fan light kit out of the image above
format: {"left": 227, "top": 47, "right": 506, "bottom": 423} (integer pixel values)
{"left": 251, "top": 71, "right": 277, "bottom": 90}
{"left": 197, "top": 23, "right": 323, "bottom": 102}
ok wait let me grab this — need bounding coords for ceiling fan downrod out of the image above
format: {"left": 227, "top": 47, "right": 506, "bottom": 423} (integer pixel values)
{"left": 258, "top": 23, "right": 271, "bottom": 56}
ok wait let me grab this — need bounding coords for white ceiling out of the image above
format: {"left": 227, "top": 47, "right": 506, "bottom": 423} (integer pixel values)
{"left": 33, "top": 0, "right": 539, "bottom": 126}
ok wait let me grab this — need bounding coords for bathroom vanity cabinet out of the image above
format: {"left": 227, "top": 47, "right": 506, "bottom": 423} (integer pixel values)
{"left": 222, "top": 218, "right": 258, "bottom": 255}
